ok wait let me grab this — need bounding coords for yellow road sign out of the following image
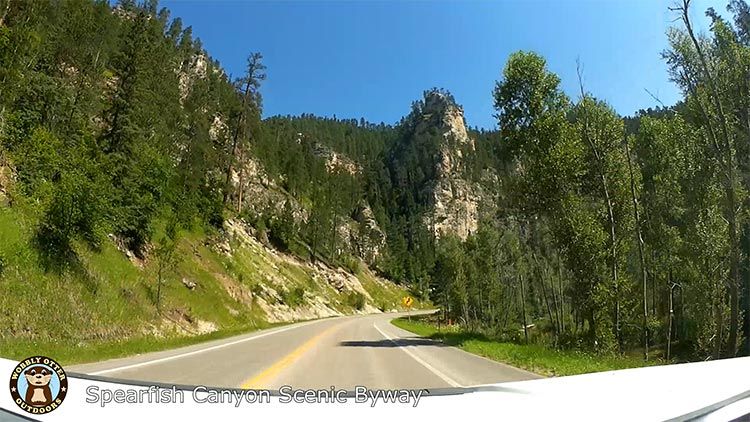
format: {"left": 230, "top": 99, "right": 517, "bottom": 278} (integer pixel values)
{"left": 402, "top": 296, "right": 414, "bottom": 308}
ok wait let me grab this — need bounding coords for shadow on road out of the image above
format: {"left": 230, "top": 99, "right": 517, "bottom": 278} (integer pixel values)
{"left": 339, "top": 337, "right": 448, "bottom": 348}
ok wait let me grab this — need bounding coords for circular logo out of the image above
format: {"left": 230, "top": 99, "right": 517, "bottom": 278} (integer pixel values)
{"left": 8, "top": 356, "right": 67, "bottom": 415}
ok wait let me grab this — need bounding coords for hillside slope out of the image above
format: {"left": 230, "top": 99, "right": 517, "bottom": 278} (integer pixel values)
{"left": 0, "top": 201, "right": 417, "bottom": 364}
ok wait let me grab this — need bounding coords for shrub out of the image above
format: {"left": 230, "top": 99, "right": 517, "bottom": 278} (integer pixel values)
{"left": 345, "top": 291, "right": 366, "bottom": 310}
{"left": 281, "top": 286, "right": 305, "bottom": 307}
{"left": 340, "top": 254, "right": 361, "bottom": 274}
{"left": 254, "top": 218, "right": 269, "bottom": 245}
{"left": 287, "top": 238, "right": 312, "bottom": 261}
{"left": 250, "top": 283, "right": 264, "bottom": 297}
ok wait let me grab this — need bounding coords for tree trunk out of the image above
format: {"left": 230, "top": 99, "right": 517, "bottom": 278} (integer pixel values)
{"left": 236, "top": 148, "right": 244, "bottom": 213}
{"left": 500, "top": 290, "right": 511, "bottom": 331}
{"left": 558, "top": 259, "right": 566, "bottom": 333}
{"left": 223, "top": 77, "right": 254, "bottom": 206}
{"left": 667, "top": 283, "right": 674, "bottom": 361}
{"left": 727, "top": 208, "right": 740, "bottom": 357}
{"left": 549, "top": 264, "right": 563, "bottom": 336}
{"left": 712, "top": 260, "right": 723, "bottom": 359}
{"left": 603, "top": 180, "right": 621, "bottom": 352}
{"left": 535, "top": 255, "right": 558, "bottom": 339}
{"left": 156, "top": 266, "right": 163, "bottom": 315}
{"left": 625, "top": 137, "right": 649, "bottom": 360}
{"left": 520, "top": 273, "right": 529, "bottom": 344}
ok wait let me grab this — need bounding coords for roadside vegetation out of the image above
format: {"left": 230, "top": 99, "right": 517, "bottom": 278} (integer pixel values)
{"left": 392, "top": 317, "right": 661, "bottom": 377}
{"left": 5, "top": 322, "right": 281, "bottom": 367}
{"left": 422, "top": 0, "right": 750, "bottom": 364}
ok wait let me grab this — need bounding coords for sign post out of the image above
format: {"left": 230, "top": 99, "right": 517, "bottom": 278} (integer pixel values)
{"left": 402, "top": 296, "right": 414, "bottom": 321}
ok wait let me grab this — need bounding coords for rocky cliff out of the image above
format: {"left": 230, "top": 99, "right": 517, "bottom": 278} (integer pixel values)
{"left": 422, "top": 92, "right": 481, "bottom": 240}
{"left": 229, "top": 144, "right": 385, "bottom": 267}
{"left": 390, "top": 90, "right": 483, "bottom": 240}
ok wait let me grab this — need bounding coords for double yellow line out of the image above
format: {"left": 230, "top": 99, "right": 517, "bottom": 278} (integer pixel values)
{"left": 241, "top": 323, "right": 342, "bottom": 389}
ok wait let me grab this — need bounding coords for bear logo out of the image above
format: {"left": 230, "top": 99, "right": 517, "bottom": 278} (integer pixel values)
{"left": 9, "top": 356, "right": 68, "bottom": 415}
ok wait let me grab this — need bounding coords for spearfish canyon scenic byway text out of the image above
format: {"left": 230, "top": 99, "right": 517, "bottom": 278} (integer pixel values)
{"left": 85, "top": 385, "right": 425, "bottom": 407}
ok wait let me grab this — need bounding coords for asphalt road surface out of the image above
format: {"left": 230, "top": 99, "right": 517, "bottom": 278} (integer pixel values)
{"left": 70, "top": 312, "right": 540, "bottom": 389}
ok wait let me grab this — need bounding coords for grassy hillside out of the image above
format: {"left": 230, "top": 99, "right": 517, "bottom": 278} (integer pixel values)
{"left": 0, "top": 204, "right": 419, "bottom": 365}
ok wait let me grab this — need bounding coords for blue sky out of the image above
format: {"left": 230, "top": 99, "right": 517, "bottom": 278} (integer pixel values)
{"left": 160, "top": 0, "right": 724, "bottom": 129}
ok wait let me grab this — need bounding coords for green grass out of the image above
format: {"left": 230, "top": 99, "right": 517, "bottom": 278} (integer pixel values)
{"left": 392, "top": 318, "right": 661, "bottom": 377}
{"left": 0, "top": 204, "right": 273, "bottom": 364}
{"left": 0, "top": 323, "right": 280, "bottom": 365}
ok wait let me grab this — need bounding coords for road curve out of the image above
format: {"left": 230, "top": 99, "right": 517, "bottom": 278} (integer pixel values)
{"left": 70, "top": 312, "right": 541, "bottom": 389}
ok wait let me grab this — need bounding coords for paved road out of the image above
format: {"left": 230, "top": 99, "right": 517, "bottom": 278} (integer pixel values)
{"left": 70, "top": 312, "right": 540, "bottom": 389}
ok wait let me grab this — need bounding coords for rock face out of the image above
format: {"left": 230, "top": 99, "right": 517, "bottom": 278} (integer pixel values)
{"left": 427, "top": 176, "right": 480, "bottom": 240}
{"left": 230, "top": 154, "right": 309, "bottom": 224}
{"left": 297, "top": 134, "right": 361, "bottom": 175}
{"left": 220, "top": 219, "right": 384, "bottom": 323}
{"left": 178, "top": 53, "right": 208, "bottom": 101}
{"left": 230, "top": 149, "right": 387, "bottom": 265}
{"left": 351, "top": 204, "right": 386, "bottom": 263}
{"left": 422, "top": 91, "right": 481, "bottom": 240}
{"left": 393, "top": 90, "right": 481, "bottom": 240}
{"left": 335, "top": 204, "right": 386, "bottom": 266}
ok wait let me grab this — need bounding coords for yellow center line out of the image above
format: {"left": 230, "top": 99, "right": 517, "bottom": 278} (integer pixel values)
{"left": 240, "top": 323, "right": 342, "bottom": 389}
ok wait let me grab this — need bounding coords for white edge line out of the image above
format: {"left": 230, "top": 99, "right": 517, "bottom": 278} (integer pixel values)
{"left": 373, "top": 323, "right": 462, "bottom": 388}
{"left": 89, "top": 320, "right": 321, "bottom": 375}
